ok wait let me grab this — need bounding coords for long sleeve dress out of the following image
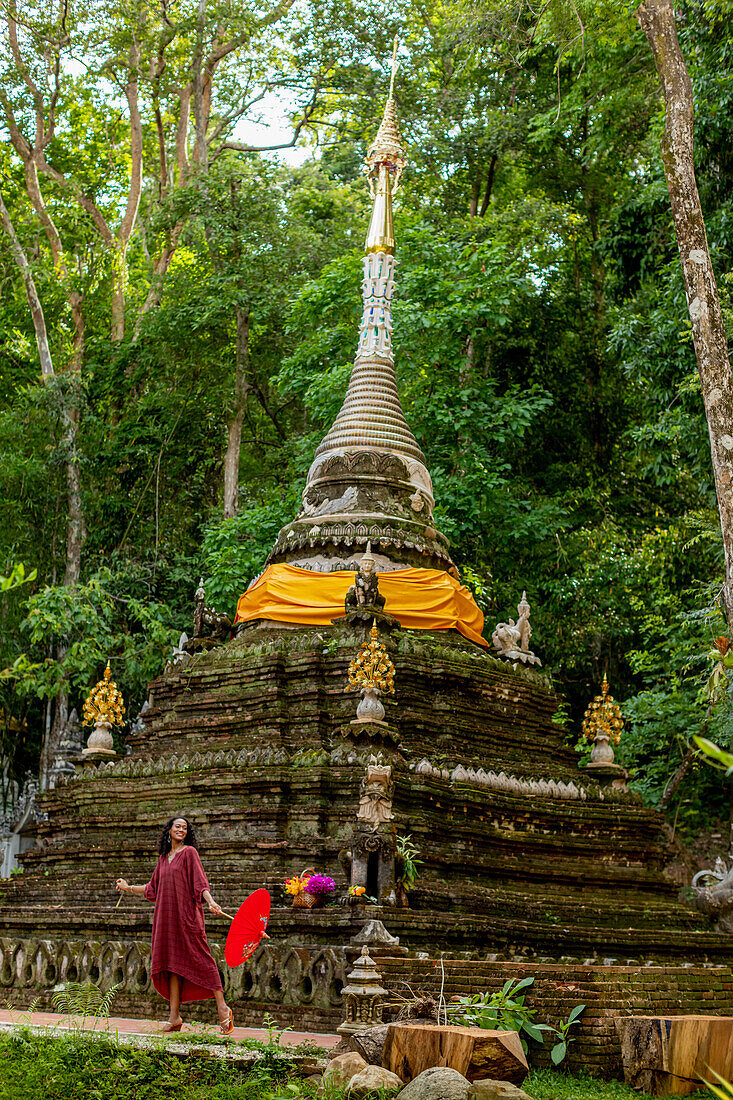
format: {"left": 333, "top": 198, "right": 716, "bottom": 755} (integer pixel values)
{"left": 144, "top": 845, "right": 223, "bottom": 1002}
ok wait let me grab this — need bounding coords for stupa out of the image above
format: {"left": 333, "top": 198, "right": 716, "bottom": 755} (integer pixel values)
{"left": 0, "top": 53, "right": 731, "bottom": 1076}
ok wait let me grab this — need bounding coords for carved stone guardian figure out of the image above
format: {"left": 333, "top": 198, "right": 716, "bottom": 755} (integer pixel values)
{"left": 191, "top": 578, "right": 232, "bottom": 648}
{"left": 336, "top": 544, "right": 400, "bottom": 630}
{"left": 492, "top": 591, "right": 542, "bottom": 666}
{"left": 692, "top": 861, "right": 733, "bottom": 931}
{"left": 348, "top": 759, "right": 397, "bottom": 906}
{"left": 358, "top": 762, "right": 394, "bottom": 829}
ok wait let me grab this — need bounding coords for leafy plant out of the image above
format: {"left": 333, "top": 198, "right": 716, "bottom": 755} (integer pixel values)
{"left": 550, "top": 1004, "right": 586, "bottom": 1065}
{"left": 706, "top": 1067, "right": 733, "bottom": 1099}
{"left": 51, "top": 980, "right": 121, "bottom": 1025}
{"left": 396, "top": 834, "right": 423, "bottom": 889}
{"left": 446, "top": 977, "right": 584, "bottom": 1062}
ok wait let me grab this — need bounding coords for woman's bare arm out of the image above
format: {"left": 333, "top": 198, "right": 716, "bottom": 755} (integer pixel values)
{"left": 115, "top": 879, "right": 151, "bottom": 899}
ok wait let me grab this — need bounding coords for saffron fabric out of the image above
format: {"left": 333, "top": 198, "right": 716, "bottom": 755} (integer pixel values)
{"left": 144, "top": 845, "right": 223, "bottom": 1003}
{"left": 233, "top": 563, "right": 488, "bottom": 648}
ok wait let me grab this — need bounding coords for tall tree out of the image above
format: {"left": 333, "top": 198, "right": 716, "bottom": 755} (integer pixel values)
{"left": 637, "top": 0, "right": 733, "bottom": 631}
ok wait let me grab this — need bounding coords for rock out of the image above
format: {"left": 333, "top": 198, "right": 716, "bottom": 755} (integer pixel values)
{"left": 348, "top": 1023, "right": 390, "bottom": 1065}
{"left": 398, "top": 1066, "right": 471, "bottom": 1100}
{"left": 345, "top": 1065, "right": 404, "bottom": 1098}
{"left": 323, "top": 1051, "right": 368, "bottom": 1088}
{"left": 468, "top": 1082, "right": 533, "bottom": 1100}
{"left": 327, "top": 1040, "right": 353, "bottom": 1060}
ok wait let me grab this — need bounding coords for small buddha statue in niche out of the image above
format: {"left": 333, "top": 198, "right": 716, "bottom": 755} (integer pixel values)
{"left": 345, "top": 544, "right": 386, "bottom": 613}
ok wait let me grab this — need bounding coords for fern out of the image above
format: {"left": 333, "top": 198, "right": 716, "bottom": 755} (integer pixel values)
{"left": 51, "top": 981, "right": 121, "bottom": 1020}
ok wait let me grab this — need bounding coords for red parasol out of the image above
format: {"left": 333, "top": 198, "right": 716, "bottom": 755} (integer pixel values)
{"left": 224, "top": 888, "right": 271, "bottom": 967}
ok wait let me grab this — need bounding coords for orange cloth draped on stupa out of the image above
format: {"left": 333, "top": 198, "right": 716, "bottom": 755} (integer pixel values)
{"left": 233, "top": 563, "right": 488, "bottom": 648}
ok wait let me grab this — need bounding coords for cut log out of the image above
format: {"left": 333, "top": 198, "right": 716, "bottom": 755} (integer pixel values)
{"left": 349, "top": 1024, "right": 390, "bottom": 1065}
{"left": 384, "top": 1023, "right": 528, "bottom": 1084}
{"left": 615, "top": 1015, "right": 733, "bottom": 1096}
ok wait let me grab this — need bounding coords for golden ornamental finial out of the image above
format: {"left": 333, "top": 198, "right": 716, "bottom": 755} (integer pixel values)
{"left": 389, "top": 34, "right": 399, "bottom": 98}
{"left": 364, "top": 36, "right": 406, "bottom": 256}
{"left": 582, "top": 675, "right": 623, "bottom": 745}
{"left": 347, "top": 623, "right": 396, "bottom": 696}
{"left": 83, "top": 661, "right": 125, "bottom": 728}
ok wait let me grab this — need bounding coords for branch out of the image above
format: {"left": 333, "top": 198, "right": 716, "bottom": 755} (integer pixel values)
{"left": 117, "top": 40, "right": 143, "bottom": 248}
{"left": 34, "top": 152, "right": 114, "bottom": 246}
{"left": 214, "top": 83, "right": 320, "bottom": 159}
{"left": 0, "top": 187, "right": 54, "bottom": 377}
{"left": 6, "top": 8, "right": 45, "bottom": 128}
{"left": 205, "top": 87, "right": 267, "bottom": 149}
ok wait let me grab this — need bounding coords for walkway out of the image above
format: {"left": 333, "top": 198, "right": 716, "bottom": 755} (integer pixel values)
{"left": 0, "top": 1008, "right": 340, "bottom": 1049}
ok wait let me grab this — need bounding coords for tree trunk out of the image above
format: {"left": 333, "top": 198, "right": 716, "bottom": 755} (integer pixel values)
{"left": 223, "top": 306, "right": 251, "bottom": 518}
{"left": 0, "top": 190, "right": 54, "bottom": 378}
{"left": 479, "top": 153, "right": 498, "bottom": 217}
{"left": 637, "top": 0, "right": 733, "bottom": 631}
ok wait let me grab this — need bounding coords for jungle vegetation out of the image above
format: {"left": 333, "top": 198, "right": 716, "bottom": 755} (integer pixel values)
{"left": 2, "top": 0, "right": 733, "bottom": 839}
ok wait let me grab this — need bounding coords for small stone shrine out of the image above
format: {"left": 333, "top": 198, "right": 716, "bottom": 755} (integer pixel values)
{"left": 0, "top": 49, "right": 732, "bottom": 1077}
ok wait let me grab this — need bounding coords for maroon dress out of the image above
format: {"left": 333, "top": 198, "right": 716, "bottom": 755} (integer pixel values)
{"left": 144, "top": 845, "right": 223, "bottom": 1002}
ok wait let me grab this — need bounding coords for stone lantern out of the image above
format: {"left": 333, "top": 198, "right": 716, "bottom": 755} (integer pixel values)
{"left": 82, "top": 662, "right": 125, "bottom": 759}
{"left": 337, "top": 946, "right": 388, "bottom": 1037}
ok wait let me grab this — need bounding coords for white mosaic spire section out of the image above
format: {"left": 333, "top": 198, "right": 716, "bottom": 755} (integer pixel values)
{"left": 358, "top": 252, "right": 397, "bottom": 359}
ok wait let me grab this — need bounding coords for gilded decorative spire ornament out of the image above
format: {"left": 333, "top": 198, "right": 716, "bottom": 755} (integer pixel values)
{"left": 266, "top": 38, "right": 456, "bottom": 575}
{"left": 348, "top": 623, "right": 396, "bottom": 722}
{"left": 582, "top": 675, "right": 623, "bottom": 746}
{"left": 83, "top": 663, "right": 125, "bottom": 728}
{"left": 582, "top": 675, "right": 625, "bottom": 778}
{"left": 82, "top": 662, "right": 124, "bottom": 758}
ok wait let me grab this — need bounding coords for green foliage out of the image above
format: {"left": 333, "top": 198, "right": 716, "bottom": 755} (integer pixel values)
{"left": 525, "top": 1068, "right": 715, "bottom": 1100}
{"left": 705, "top": 1067, "right": 733, "bottom": 1100}
{"left": 51, "top": 981, "right": 121, "bottom": 1021}
{"left": 395, "top": 834, "right": 423, "bottom": 889}
{"left": 0, "top": 1029, "right": 330, "bottom": 1100}
{"left": 446, "top": 977, "right": 584, "bottom": 1063}
{"left": 0, "top": 564, "right": 36, "bottom": 593}
{"left": 7, "top": 567, "right": 178, "bottom": 715}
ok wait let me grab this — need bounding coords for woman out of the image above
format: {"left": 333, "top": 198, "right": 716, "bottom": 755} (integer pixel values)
{"left": 116, "top": 815, "right": 233, "bottom": 1034}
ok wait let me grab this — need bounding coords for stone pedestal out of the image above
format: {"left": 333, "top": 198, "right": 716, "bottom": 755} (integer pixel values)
{"left": 586, "top": 761, "right": 627, "bottom": 789}
{"left": 586, "top": 731, "right": 626, "bottom": 788}
{"left": 82, "top": 720, "right": 116, "bottom": 758}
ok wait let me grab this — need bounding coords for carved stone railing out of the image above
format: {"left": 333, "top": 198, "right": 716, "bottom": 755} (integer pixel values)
{"left": 0, "top": 935, "right": 348, "bottom": 1013}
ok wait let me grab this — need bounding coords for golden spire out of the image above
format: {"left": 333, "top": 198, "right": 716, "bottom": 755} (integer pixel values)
{"left": 582, "top": 675, "right": 623, "bottom": 745}
{"left": 364, "top": 36, "right": 407, "bottom": 256}
{"left": 347, "top": 623, "right": 396, "bottom": 697}
{"left": 83, "top": 662, "right": 125, "bottom": 728}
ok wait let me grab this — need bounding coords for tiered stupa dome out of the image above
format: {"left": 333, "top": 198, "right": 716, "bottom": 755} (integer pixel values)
{"left": 267, "top": 77, "right": 453, "bottom": 575}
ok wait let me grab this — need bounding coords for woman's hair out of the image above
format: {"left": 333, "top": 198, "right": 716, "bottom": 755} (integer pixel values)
{"left": 158, "top": 815, "right": 199, "bottom": 855}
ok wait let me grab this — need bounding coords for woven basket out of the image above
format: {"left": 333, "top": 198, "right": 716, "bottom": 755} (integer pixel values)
{"left": 292, "top": 891, "right": 321, "bottom": 909}
{"left": 290, "top": 867, "right": 319, "bottom": 909}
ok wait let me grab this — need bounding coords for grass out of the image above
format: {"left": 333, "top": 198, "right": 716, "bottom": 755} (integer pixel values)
{"left": 525, "top": 1068, "right": 717, "bottom": 1100}
{"left": 0, "top": 1030, "right": 335, "bottom": 1100}
{"left": 0, "top": 1031, "right": 721, "bottom": 1100}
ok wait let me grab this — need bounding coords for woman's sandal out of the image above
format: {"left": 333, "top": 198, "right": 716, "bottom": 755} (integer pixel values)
{"left": 220, "top": 1009, "right": 234, "bottom": 1036}
{"left": 161, "top": 1020, "right": 183, "bottom": 1033}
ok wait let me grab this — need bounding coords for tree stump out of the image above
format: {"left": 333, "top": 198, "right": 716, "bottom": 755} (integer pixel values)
{"left": 615, "top": 1015, "right": 733, "bottom": 1096}
{"left": 383, "top": 1023, "right": 528, "bottom": 1084}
